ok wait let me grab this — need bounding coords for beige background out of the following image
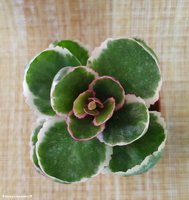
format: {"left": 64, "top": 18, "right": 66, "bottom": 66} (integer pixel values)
{"left": 0, "top": 0, "right": 189, "bottom": 199}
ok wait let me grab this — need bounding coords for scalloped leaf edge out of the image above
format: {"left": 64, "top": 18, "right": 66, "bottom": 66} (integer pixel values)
{"left": 98, "top": 94, "right": 150, "bottom": 147}
{"left": 36, "top": 117, "right": 113, "bottom": 183}
{"left": 49, "top": 39, "right": 90, "bottom": 57}
{"left": 29, "top": 119, "right": 45, "bottom": 174}
{"left": 50, "top": 66, "right": 76, "bottom": 117}
{"left": 103, "top": 111, "right": 167, "bottom": 176}
{"left": 23, "top": 46, "right": 76, "bottom": 118}
{"left": 87, "top": 37, "right": 162, "bottom": 107}
{"left": 50, "top": 66, "right": 98, "bottom": 116}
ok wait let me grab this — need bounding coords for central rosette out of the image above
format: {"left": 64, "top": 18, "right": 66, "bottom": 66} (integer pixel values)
{"left": 74, "top": 92, "right": 106, "bottom": 120}
{"left": 68, "top": 75, "right": 125, "bottom": 141}
{"left": 51, "top": 66, "right": 125, "bottom": 141}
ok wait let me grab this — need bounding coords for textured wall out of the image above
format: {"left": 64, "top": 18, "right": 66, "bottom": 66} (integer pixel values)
{"left": 0, "top": 0, "right": 189, "bottom": 199}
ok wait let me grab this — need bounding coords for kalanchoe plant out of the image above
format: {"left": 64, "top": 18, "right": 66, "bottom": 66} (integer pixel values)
{"left": 24, "top": 38, "right": 167, "bottom": 183}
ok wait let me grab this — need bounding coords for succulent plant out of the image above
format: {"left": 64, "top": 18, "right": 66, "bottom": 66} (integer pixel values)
{"left": 24, "top": 38, "right": 167, "bottom": 184}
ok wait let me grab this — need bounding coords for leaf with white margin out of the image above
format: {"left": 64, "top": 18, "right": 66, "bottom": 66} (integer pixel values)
{"left": 105, "top": 111, "right": 167, "bottom": 176}
{"left": 133, "top": 38, "right": 159, "bottom": 62}
{"left": 23, "top": 46, "right": 81, "bottom": 117}
{"left": 30, "top": 119, "right": 45, "bottom": 172}
{"left": 87, "top": 38, "right": 162, "bottom": 107}
{"left": 51, "top": 40, "right": 89, "bottom": 65}
{"left": 36, "top": 117, "right": 112, "bottom": 183}
{"left": 99, "top": 95, "right": 149, "bottom": 146}
{"left": 51, "top": 66, "right": 98, "bottom": 115}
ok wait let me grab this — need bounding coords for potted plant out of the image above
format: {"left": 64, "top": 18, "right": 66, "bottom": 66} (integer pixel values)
{"left": 23, "top": 38, "right": 167, "bottom": 183}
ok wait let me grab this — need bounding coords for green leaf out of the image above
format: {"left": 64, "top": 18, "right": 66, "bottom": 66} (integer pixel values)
{"left": 133, "top": 38, "right": 159, "bottom": 62}
{"left": 67, "top": 113, "right": 105, "bottom": 141}
{"left": 51, "top": 40, "right": 89, "bottom": 65}
{"left": 73, "top": 90, "right": 93, "bottom": 118}
{"left": 89, "top": 97, "right": 104, "bottom": 108}
{"left": 51, "top": 66, "right": 98, "bottom": 115}
{"left": 106, "top": 111, "right": 167, "bottom": 176}
{"left": 99, "top": 95, "right": 149, "bottom": 146}
{"left": 30, "top": 119, "right": 45, "bottom": 172}
{"left": 88, "top": 38, "right": 162, "bottom": 106}
{"left": 84, "top": 107, "right": 99, "bottom": 116}
{"left": 23, "top": 47, "right": 81, "bottom": 117}
{"left": 36, "top": 117, "right": 112, "bottom": 183}
{"left": 93, "top": 97, "right": 115, "bottom": 126}
{"left": 89, "top": 76, "right": 125, "bottom": 110}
